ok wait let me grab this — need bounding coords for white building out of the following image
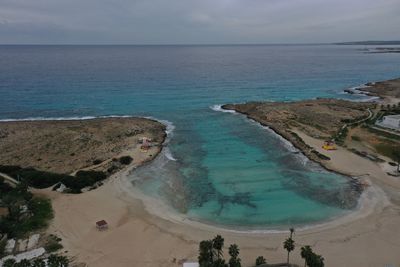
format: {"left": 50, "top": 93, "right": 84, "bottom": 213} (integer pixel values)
{"left": 376, "top": 114, "right": 400, "bottom": 130}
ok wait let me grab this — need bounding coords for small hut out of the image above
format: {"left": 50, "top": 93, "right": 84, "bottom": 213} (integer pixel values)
{"left": 140, "top": 137, "right": 151, "bottom": 152}
{"left": 95, "top": 220, "right": 108, "bottom": 230}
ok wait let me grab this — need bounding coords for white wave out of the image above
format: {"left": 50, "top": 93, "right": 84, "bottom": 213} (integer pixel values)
{"left": 342, "top": 83, "right": 371, "bottom": 95}
{"left": 144, "top": 117, "right": 175, "bottom": 139}
{"left": 210, "top": 104, "right": 236, "bottom": 113}
{"left": 354, "top": 96, "right": 381, "bottom": 102}
{"left": 0, "top": 115, "right": 134, "bottom": 122}
{"left": 143, "top": 116, "right": 177, "bottom": 163}
{"left": 161, "top": 120, "right": 175, "bottom": 136}
{"left": 164, "top": 147, "right": 177, "bottom": 161}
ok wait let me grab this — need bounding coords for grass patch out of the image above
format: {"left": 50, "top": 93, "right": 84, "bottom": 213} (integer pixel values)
{"left": 374, "top": 143, "right": 399, "bottom": 161}
{"left": 366, "top": 127, "right": 400, "bottom": 141}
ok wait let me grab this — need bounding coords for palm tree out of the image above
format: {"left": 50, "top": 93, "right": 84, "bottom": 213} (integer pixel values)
{"left": 199, "top": 240, "right": 214, "bottom": 267}
{"left": 289, "top": 228, "right": 295, "bottom": 239}
{"left": 228, "top": 244, "right": 241, "bottom": 267}
{"left": 300, "top": 246, "right": 312, "bottom": 267}
{"left": 308, "top": 254, "right": 324, "bottom": 267}
{"left": 283, "top": 237, "right": 295, "bottom": 266}
{"left": 212, "top": 235, "right": 224, "bottom": 260}
{"left": 212, "top": 258, "right": 227, "bottom": 267}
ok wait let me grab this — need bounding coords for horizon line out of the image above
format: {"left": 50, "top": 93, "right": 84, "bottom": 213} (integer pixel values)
{"left": 0, "top": 40, "right": 399, "bottom": 46}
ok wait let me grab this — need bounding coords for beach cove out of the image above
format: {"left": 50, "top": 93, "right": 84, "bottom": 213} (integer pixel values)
{"left": 1, "top": 45, "right": 400, "bottom": 266}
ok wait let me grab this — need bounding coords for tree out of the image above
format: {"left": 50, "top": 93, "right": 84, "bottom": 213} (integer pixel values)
{"left": 283, "top": 237, "right": 295, "bottom": 266}
{"left": 300, "top": 246, "right": 312, "bottom": 267}
{"left": 3, "top": 258, "right": 16, "bottom": 267}
{"left": 211, "top": 258, "right": 227, "bottom": 267}
{"left": 308, "top": 254, "right": 324, "bottom": 267}
{"left": 15, "top": 259, "right": 31, "bottom": 267}
{"left": 255, "top": 256, "right": 266, "bottom": 266}
{"left": 212, "top": 235, "right": 224, "bottom": 260}
{"left": 228, "top": 244, "right": 241, "bottom": 267}
{"left": 289, "top": 228, "right": 295, "bottom": 239}
{"left": 199, "top": 240, "right": 214, "bottom": 267}
{"left": 32, "top": 259, "right": 46, "bottom": 267}
{"left": 301, "top": 247, "right": 325, "bottom": 267}
{"left": 47, "top": 254, "right": 69, "bottom": 267}
{"left": 283, "top": 228, "right": 295, "bottom": 267}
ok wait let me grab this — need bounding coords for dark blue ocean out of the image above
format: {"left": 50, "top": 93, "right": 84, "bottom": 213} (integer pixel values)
{"left": 1, "top": 45, "right": 399, "bottom": 228}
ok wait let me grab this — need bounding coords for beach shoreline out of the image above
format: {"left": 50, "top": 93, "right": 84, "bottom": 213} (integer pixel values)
{"left": 45, "top": 116, "right": 400, "bottom": 266}
{"left": 4, "top": 78, "right": 400, "bottom": 266}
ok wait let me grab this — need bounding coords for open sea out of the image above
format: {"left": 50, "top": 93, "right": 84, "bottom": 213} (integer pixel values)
{"left": 1, "top": 45, "right": 399, "bottom": 229}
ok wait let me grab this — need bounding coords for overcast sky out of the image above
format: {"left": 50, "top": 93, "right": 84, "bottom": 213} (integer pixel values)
{"left": 0, "top": 0, "right": 399, "bottom": 44}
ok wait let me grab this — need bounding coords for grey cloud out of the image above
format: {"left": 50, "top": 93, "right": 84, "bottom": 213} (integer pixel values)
{"left": 0, "top": 0, "right": 399, "bottom": 44}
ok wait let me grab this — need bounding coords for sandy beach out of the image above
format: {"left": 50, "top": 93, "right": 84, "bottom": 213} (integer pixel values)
{"left": 44, "top": 125, "right": 400, "bottom": 267}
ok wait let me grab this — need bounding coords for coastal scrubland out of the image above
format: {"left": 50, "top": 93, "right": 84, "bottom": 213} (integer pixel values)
{"left": 0, "top": 117, "right": 166, "bottom": 174}
{"left": 0, "top": 117, "right": 166, "bottom": 265}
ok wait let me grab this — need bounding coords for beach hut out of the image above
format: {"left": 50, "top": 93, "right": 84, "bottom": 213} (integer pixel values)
{"left": 95, "top": 220, "right": 109, "bottom": 230}
{"left": 140, "top": 137, "right": 151, "bottom": 152}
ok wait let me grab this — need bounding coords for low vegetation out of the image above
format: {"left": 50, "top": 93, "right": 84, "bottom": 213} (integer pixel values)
{"left": 0, "top": 165, "right": 107, "bottom": 193}
{"left": 44, "top": 234, "right": 63, "bottom": 253}
{"left": 2, "top": 254, "right": 69, "bottom": 267}
{"left": 0, "top": 178, "right": 53, "bottom": 238}
{"left": 198, "top": 229, "right": 324, "bottom": 267}
{"left": 119, "top": 156, "right": 133, "bottom": 165}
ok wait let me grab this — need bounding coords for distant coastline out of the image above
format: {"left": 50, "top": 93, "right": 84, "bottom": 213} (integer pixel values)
{"left": 334, "top": 40, "right": 400, "bottom": 45}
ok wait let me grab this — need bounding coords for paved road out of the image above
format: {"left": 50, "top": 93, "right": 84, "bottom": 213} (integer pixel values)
{"left": 370, "top": 125, "right": 400, "bottom": 137}
{"left": 0, "top": 172, "right": 19, "bottom": 185}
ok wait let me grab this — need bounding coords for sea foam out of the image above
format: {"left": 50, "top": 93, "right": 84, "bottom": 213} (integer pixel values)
{"left": 210, "top": 104, "right": 236, "bottom": 113}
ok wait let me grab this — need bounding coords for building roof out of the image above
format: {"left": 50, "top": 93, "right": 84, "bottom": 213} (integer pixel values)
{"left": 183, "top": 263, "right": 199, "bottom": 267}
{"left": 384, "top": 114, "right": 400, "bottom": 120}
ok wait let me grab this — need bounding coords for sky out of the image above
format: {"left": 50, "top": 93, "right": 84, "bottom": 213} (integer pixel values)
{"left": 0, "top": 0, "right": 399, "bottom": 44}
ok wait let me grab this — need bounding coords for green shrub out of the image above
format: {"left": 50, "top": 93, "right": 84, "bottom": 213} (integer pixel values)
{"left": 93, "top": 159, "right": 103, "bottom": 165}
{"left": 45, "top": 240, "right": 63, "bottom": 253}
{"left": 119, "top": 156, "right": 133, "bottom": 165}
{"left": 255, "top": 256, "right": 266, "bottom": 266}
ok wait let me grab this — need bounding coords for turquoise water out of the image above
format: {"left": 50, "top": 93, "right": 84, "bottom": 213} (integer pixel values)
{"left": 1, "top": 45, "right": 399, "bottom": 228}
